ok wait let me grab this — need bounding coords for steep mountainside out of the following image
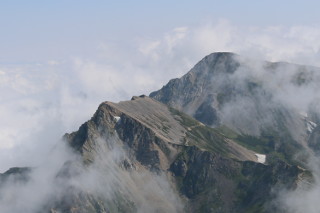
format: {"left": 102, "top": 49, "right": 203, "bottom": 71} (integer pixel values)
{"left": 0, "top": 53, "right": 318, "bottom": 213}
{"left": 150, "top": 52, "right": 320, "bottom": 164}
{"left": 150, "top": 52, "right": 319, "bottom": 134}
{"left": 4, "top": 96, "right": 310, "bottom": 213}
{"left": 66, "top": 95, "right": 259, "bottom": 166}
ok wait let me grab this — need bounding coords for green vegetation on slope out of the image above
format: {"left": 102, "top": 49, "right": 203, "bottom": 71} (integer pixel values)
{"left": 169, "top": 107, "right": 229, "bottom": 155}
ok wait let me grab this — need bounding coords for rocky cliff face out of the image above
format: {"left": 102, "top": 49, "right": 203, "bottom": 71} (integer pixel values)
{"left": 52, "top": 96, "right": 309, "bottom": 212}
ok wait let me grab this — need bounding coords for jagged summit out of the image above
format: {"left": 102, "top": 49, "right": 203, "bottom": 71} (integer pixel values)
{"left": 103, "top": 96, "right": 186, "bottom": 145}
{"left": 191, "top": 52, "right": 239, "bottom": 73}
{"left": 66, "top": 96, "right": 259, "bottom": 165}
{"left": 61, "top": 94, "right": 306, "bottom": 212}
{"left": 149, "top": 52, "right": 241, "bottom": 126}
{"left": 150, "top": 52, "right": 319, "bottom": 142}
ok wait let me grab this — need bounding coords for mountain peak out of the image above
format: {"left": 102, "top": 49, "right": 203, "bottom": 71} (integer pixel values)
{"left": 203, "top": 51, "right": 237, "bottom": 60}
{"left": 190, "top": 51, "right": 240, "bottom": 75}
{"left": 2, "top": 52, "right": 315, "bottom": 213}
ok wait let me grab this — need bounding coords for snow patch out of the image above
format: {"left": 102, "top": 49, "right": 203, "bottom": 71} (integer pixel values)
{"left": 255, "top": 153, "right": 266, "bottom": 164}
{"left": 299, "top": 111, "right": 317, "bottom": 133}
{"left": 307, "top": 120, "right": 317, "bottom": 133}
{"left": 114, "top": 116, "right": 121, "bottom": 122}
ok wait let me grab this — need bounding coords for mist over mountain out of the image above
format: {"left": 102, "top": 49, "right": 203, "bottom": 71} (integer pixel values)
{"left": 151, "top": 52, "right": 320, "bottom": 162}
{"left": 151, "top": 52, "right": 320, "bottom": 136}
{"left": 0, "top": 52, "right": 319, "bottom": 212}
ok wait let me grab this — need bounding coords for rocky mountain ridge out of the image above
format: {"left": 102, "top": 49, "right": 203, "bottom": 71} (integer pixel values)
{"left": 0, "top": 52, "right": 318, "bottom": 213}
{"left": 59, "top": 95, "right": 309, "bottom": 212}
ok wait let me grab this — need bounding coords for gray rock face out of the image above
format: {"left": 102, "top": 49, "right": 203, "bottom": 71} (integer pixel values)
{"left": 150, "top": 52, "right": 320, "bottom": 164}
{"left": 194, "top": 94, "right": 220, "bottom": 126}
{"left": 308, "top": 125, "right": 320, "bottom": 154}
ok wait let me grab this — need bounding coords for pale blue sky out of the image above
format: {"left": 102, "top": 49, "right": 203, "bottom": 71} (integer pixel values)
{"left": 1, "top": 0, "right": 320, "bottom": 63}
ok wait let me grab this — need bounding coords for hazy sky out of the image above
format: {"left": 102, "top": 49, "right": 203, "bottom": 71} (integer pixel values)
{"left": 1, "top": 0, "right": 320, "bottom": 171}
{"left": 1, "top": 0, "right": 320, "bottom": 63}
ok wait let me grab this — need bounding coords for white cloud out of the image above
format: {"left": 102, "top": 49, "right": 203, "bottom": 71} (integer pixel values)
{"left": 139, "top": 40, "right": 161, "bottom": 59}
{"left": 47, "top": 60, "right": 60, "bottom": 66}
